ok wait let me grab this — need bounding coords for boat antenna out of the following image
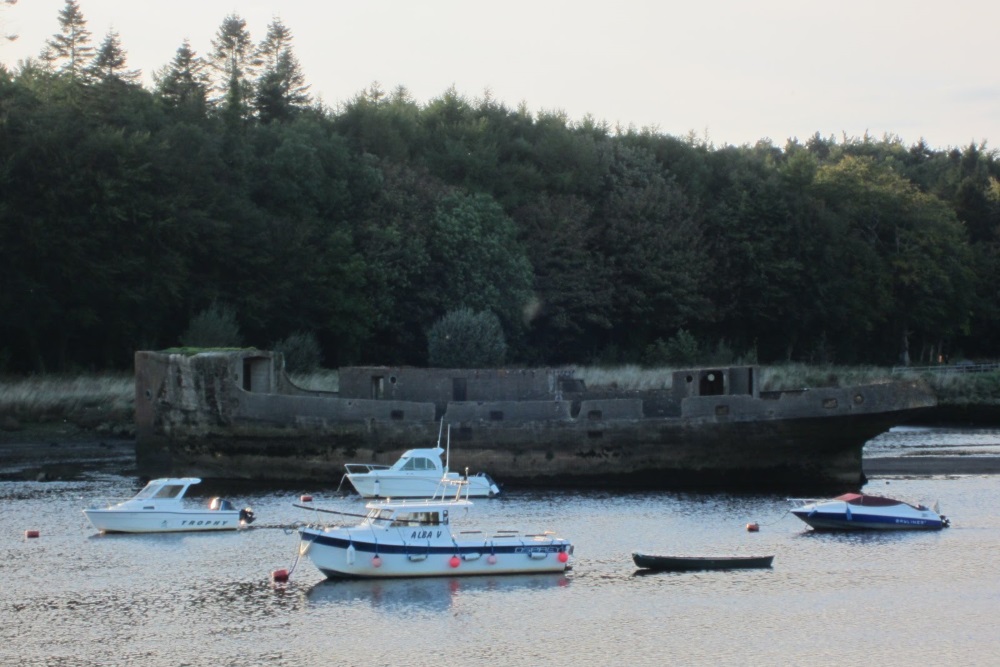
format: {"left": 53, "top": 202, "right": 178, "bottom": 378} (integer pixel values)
{"left": 445, "top": 424, "right": 451, "bottom": 474}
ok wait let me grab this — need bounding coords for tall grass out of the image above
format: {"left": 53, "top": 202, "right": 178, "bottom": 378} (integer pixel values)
{"left": 573, "top": 363, "right": 897, "bottom": 391}
{"left": 0, "top": 373, "right": 134, "bottom": 425}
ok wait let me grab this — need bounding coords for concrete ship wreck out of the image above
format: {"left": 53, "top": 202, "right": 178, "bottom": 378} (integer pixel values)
{"left": 134, "top": 350, "right": 937, "bottom": 491}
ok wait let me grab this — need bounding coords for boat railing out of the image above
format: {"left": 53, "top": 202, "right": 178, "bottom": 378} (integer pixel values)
{"left": 344, "top": 463, "right": 391, "bottom": 474}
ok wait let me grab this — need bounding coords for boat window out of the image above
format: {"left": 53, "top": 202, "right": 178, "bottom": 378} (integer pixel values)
{"left": 400, "top": 457, "right": 436, "bottom": 471}
{"left": 134, "top": 483, "right": 160, "bottom": 499}
{"left": 153, "top": 484, "right": 185, "bottom": 499}
{"left": 390, "top": 511, "right": 441, "bottom": 526}
{"left": 373, "top": 509, "right": 395, "bottom": 523}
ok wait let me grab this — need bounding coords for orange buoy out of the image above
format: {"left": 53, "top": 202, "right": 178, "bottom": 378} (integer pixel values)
{"left": 746, "top": 522, "right": 760, "bottom": 532}
{"left": 300, "top": 495, "right": 313, "bottom": 503}
{"left": 449, "top": 555, "right": 461, "bottom": 568}
{"left": 271, "top": 568, "right": 289, "bottom": 582}
{"left": 25, "top": 529, "right": 40, "bottom": 539}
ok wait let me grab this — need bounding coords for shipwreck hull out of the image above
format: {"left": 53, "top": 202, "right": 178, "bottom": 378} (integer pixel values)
{"left": 134, "top": 351, "right": 936, "bottom": 492}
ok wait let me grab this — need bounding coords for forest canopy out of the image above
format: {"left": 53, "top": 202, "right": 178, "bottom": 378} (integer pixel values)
{"left": 1, "top": 1, "right": 998, "bottom": 373}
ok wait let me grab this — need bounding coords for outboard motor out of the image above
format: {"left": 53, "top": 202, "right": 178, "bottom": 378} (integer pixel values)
{"left": 240, "top": 507, "right": 256, "bottom": 524}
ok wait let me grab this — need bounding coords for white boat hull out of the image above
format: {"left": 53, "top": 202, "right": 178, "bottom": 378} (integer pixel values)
{"left": 83, "top": 509, "right": 245, "bottom": 533}
{"left": 346, "top": 473, "right": 500, "bottom": 499}
{"left": 299, "top": 527, "right": 572, "bottom": 579}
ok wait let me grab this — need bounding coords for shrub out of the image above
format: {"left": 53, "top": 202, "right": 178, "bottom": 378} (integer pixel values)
{"left": 274, "top": 331, "right": 322, "bottom": 374}
{"left": 179, "top": 303, "right": 243, "bottom": 348}
{"left": 643, "top": 330, "right": 700, "bottom": 367}
{"left": 427, "top": 309, "right": 506, "bottom": 368}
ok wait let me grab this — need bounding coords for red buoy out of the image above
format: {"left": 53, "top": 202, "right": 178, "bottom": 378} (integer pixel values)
{"left": 557, "top": 551, "right": 569, "bottom": 563}
{"left": 449, "top": 555, "right": 461, "bottom": 568}
{"left": 300, "top": 495, "right": 313, "bottom": 503}
{"left": 24, "top": 529, "right": 40, "bottom": 539}
{"left": 372, "top": 555, "right": 383, "bottom": 568}
{"left": 271, "top": 568, "right": 289, "bottom": 582}
{"left": 746, "top": 522, "right": 760, "bottom": 532}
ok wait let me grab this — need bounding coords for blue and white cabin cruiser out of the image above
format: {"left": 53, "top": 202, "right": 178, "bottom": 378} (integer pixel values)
{"left": 789, "top": 493, "right": 949, "bottom": 531}
{"left": 83, "top": 477, "right": 255, "bottom": 534}
{"left": 297, "top": 481, "right": 572, "bottom": 579}
{"left": 342, "top": 422, "right": 501, "bottom": 499}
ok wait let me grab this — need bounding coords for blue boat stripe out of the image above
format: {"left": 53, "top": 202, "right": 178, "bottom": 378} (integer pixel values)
{"left": 791, "top": 510, "right": 941, "bottom": 528}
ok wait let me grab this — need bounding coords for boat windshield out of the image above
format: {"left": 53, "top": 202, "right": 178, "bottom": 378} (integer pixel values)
{"left": 148, "top": 484, "right": 187, "bottom": 499}
{"left": 398, "top": 457, "right": 437, "bottom": 472}
{"left": 390, "top": 511, "right": 441, "bottom": 527}
{"left": 368, "top": 508, "right": 396, "bottom": 524}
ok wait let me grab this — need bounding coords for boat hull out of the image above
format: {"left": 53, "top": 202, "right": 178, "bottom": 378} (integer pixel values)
{"left": 790, "top": 510, "right": 945, "bottom": 531}
{"left": 632, "top": 553, "right": 774, "bottom": 571}
{"left": 299, "top": 527, "right": 572, "bottom": 579}
{"left": 83, "top": 509, "right": 244, "bottom": 533}
{"left": 346, "top": 473, "right": 500, "bottom": 499}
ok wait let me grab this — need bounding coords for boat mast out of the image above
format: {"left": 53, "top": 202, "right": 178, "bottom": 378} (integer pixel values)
{"left": 437, "top": 418, "right": 449, "bottom": 474}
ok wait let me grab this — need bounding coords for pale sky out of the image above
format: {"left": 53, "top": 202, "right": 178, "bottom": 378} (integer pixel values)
{"left": 2, "top": 0, "right": 997, "bottom": 151}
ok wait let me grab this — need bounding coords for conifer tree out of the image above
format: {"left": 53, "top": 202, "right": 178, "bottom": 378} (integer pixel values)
{"left": 207, "top": 14, "right": 255, "bottom": 119}
{"left": 154, "top": 39, "right": 210, "bottom": 117}
{"left": 40, "top": 0, "right": 93, "bottom": 79}
{"left": 254, "top": 18, "right": 310, "bottom": 123}
{"left": 87, "top": 29, "right": 140, "bottom": 84}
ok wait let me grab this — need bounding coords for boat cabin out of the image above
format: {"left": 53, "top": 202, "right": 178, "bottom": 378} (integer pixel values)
{"left": 390, "top": 448, "right": 445, "bottom": 473}
{"left": 367, "top": 506, "right": 448, "bottom": 527}
{"left": 133, "top": 478, "right": 201, "bottom": 502}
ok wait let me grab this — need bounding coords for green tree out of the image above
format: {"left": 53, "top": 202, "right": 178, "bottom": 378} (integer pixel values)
{"left": 154, "top": 40, "right": 210, "bottom": 119}
{"left": 592, "top": 142, "right": 712, "bottom": 359}
{"left": 40, "top": 0, "right": 93, "bottom": 80}
{"left": 427, "top": 192, "right": 534, "bottom": 344}
{"left": 813, "top": 156, "right": 975, "bottom": 364}
{"left": 87, "top": 29, "right": 139, "bottom": 84}
{"left": 253, "top": 18, "right": 310, "bottom": 123}
{"left": 208, "top": 14, "right": 255, "bottom": 120}
{"left": 427, "top": 308, "right": 506, "bottom": 368}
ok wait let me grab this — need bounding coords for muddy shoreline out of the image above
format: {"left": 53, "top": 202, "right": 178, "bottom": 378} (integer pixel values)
{"left": 0, "top": 424, "right": 136, "bottom": 481}
{"left": 3, "top": 423, "right": 999, "bottom": 483}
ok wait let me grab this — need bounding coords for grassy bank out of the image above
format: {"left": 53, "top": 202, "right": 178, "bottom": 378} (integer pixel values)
{"left": 1, "top": 365, "right": 997, "bottom": 438}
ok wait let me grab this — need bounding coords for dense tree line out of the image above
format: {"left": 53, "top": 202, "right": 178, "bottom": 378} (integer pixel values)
{"left": 1, "top": 1, "right": 998, "bottom": 373}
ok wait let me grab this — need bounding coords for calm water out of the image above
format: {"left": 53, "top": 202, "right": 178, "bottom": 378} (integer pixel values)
{"left": 3, "top": 428, "right": 1000, "bottom": 667}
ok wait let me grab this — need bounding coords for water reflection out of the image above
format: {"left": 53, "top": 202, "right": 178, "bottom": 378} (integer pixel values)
{"left": 305, "top": 573, "right": 571, "bottom": 613}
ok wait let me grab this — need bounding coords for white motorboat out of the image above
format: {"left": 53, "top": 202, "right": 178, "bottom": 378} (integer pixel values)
{"left": 83, "top": 477, "right": 255, "bottom": 534}
{"left": 789, "top": 492, "right": 949, "bottom": 531}
{"left": 297, "top": 482, "right": 572, "bottom": 579}
{"left": 342, "top": 422, "right": 501, "bottom": 498}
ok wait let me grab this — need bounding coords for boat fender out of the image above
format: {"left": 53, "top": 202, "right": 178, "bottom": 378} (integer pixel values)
{"left": 486, "top": 554, "right": 497, "bottom": 565}
{"left": 346, "top": 544, "right": 356, "bottom": 565}
{"left": 449, "top": 555, "right": 461, "bottom": 568}
{"left": 240, "top": 508, "right": 256, "bottom": 524}
{"left": 372, "top": 555, "right": 383, "bottom": 568}
{"left": 558, "top": 551, "right": 569, "bottom": 563}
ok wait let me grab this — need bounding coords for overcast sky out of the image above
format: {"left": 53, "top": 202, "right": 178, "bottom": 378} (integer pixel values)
{"left": 2, "top": 0, "right": 997, "bottom": 151}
